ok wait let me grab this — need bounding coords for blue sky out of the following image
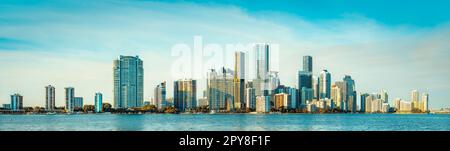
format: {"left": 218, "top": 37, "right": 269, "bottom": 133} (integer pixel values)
{"left": 0, "top": 0, "right": 449, "bottom": 109}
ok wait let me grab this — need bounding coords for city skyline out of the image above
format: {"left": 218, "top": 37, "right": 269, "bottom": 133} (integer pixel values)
{"left": 0, "top": 0, "right": 449, "bottom": 109}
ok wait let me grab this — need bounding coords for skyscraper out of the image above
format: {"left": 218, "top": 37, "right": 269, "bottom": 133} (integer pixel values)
{"left": 254, "top": 43, "right": 270, "bottom": 97}
{"left": 422, "top": 93, "right": 429, "bottom": 112}
{"left": 411, "top": 90, "right": 420, "bottom": 110}
{"left": 65, "top": 87, "right": 75, "bottom": 112}
{"left": 255, "top": 43, "right": 270, "bottom": 80}
{"left": 360, "top": 93, "right": 370, "bottom": 112}
{"left": 95, "top": 92, "right": 103, "bottom": 113}
{"left": 343, "top": 75, "right": 356, "bottom": 112}
{"left": 298, "top": 71, "right": 312, "bottom": 90}
{"left": 207, "top": 68, "right": 234, "bottom": 112}
{"left": 256, "top": 96, "right": 270, "bottom": 113}
{"left": 319, "top": 70, "right": 331, "bottom": 99}
{"left": 301, "top": 88, "right": 314, "bottom": 108}
{"left": 331, "top": 83, "right": 343, "bottom": 110}
{"left": 74, "top": 97, "right": 83, "bottom": 109}
{"left": 10, "top": 93, "right": 23, "bottom": 111}
{"left": 174, "top": 79, "right": 197, "bottom": 112}
{"left": 113, "top": 55, "right": 144, "bottom": 108}
{"left": 313, "top": 76, "right": 320, "bottom": 99}
{"left": 380, "top": 90, "right": 389, "bottom": 104}
{"left": 334, "top": 81, "right": 345, "bottom": 110}
{"left": 234, "top": 51, "right": 245, "bottom": 110}
{"left": 303, "top": 55, "right": 313, "bottom": 73}
{"left": 154, "top": 81, "right": 167, "bottom": 110}
{"left": 274, "top": 93, "right": 289, "bottom": 110}
{"left": 45, "top": 85, "right": 55, "bottom": 111}
{"left": 245, "top": 87, "right": 256, "bottom": 110}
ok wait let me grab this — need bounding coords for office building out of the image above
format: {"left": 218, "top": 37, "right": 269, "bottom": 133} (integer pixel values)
{"left": 234, "top": 51, "right": 246, "bottom": 110}
{"left": 301, "top": 88, "right": 314, "bottom": 108}
{"left": 380, "top": 90, "right": 389, "bottom": 104}
{"left": 411, "top": 90, "right": 420, "bottom": 110}
{"left": 74, "top": 97, "right": 83, "bottom": 109}
{"left": 95, "top": 92, "right": 103, "bottom": 113}
{"left": 207, "top": 68, "right": 235, "bottom": 112}
{"left": 319, "top": 70, "right": 331, "bottom": 99}
{"left": 45, "top": 85, "right": 56, "bottom": 111}
{"left": 113, "top": 55, "right": 144, "bottom": 108}
{"left": 274, "top": 93, "right": 289, "bottom": 110}
{"left": 303, "top": 55, "right": 313, "bottom": 73}
{"left": 65, "top": 87, "right": 75, "bottom": 112}
{"left": 154, "top": 81, "right": 167, "bottom": 110}
{"left": 422, "top": 93, "right": 429, "bottom": 112}
{"left": 174, "top": 79, "right": 197, "bottom": 112}
{"left": 256, "top": 96, "right": 270, "bottom": 113}
{"left": 245, "top": 88, "right": 256, "bottom": 110}
{"left": 10, "top": 93, "right": 23, "bottom": 111}
{"left": 360, "top": 93, "right": 369, "bottom": 112}
{"left": 343, "top": 75, "right": 357, "bottom": 112}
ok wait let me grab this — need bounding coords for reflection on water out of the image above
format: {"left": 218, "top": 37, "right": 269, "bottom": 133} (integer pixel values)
{"left": 0, "top": 114, "right": 449, "bottom": 131}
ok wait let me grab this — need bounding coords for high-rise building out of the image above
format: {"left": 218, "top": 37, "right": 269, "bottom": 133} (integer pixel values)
{"left": 334, "top": 81, "right": 345, "bottom": 110}
{"left": 331, "top": 83, "right": 342, "bottom": 110}
{"left": 365, "top": 94, "right": 375, "bottom": 113}
{"left": 399, "top": 100, "right": 412, "bottom": 112}
{"left": 298, "top": 71, "right": 312, "bottom": 107}
{"left": 411, "top": 90, "right": 420, "bottom": 110}
{"left": 287, "top": 87, "right": 298, "bottom": 109}
{"left": 234, "top": 51, "right": 246, "bottom": 110}
{"left": 394, "top": 98, "right": 402, "bottom": 111}
{"left": 95, "top": 92, "right": 103, "bottom": 113}
{"left": 74, "top": 97, "right": 83, "bottom": 109}
{"left": 319, "top": 70, "right": 331, "bottom": 99}
{"left": 313, "top": 76, "right": 320, "bottom": 99}
{"left": 274, "top": 93, "right": 289, "bottom": 110}
{"left": 256, "top": 96, "right": 270, "bottom": 113}
{"left": 245, "top": 88, "right": 256, "bottom": 110}
{"left": 380, "top": 90, "right": 389, "bottom": 104}
{"left": 422, "top": 93, "right": 429, "bottom": 112}
{"left": 371, "top": 98, "right": 383, "bottom": 113}
{"left": 343, "top": 75, "right": 357, "bottom": 112}
{"left": 253, "top": 43, "right": 271, "bottom": 97}
{"left": 45, "top": 85, "right": 55, "bottom": 111}
{"left": 298, "top": 71, "right": 312, "bottom": 90}
{"left": 207, "top": 68, "right": 235, "bottom": 112}
{"left": 113, "top": 55, "right": 144, "bottom": 108}
{"left": 10, "top": 93, "right": 23, "bottom": 111}
{"left": 154, "top": 81, "right": 167, "bottom": 110}
{"left": 360, "top": 93, "right": 370, "bottom": 112}
{"left": 301, "top": 88, "right": 314, "bottom": 108}
{"left": 255, "top": 43, "right": 270, "bottom": 80}
{"left": 65, "top": 87, "right": 75, "bottom": 112}
{"left": 174, "top": 79, "right": 197, "bottom": 112}
{"left": 303, "top": 55, "right": 313, "bottom": 73}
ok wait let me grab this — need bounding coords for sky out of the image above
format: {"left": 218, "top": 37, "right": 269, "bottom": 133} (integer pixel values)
{"left": 0, "top": 0, "right": 449, "bottom": 109}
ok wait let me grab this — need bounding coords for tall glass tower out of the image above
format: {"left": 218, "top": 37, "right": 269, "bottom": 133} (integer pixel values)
{"left": 45, "top": 85, "right": 55, "bottom": 111}
{"left": 154, "top": 81, "right": 167, "bottom": 110}
{"left": 319, "top": 70, "right": 331, "bottom": 99}
{"left": 10, "top": 93, "right": 23, "bottom": 111}
{"left": 95, "top": 92, "right": 103, "bottom": 113}
{"left": 113, "top": 55, "right": 144, "bottom": 108}
{"left": 174, "top": 79, "right": 197, "bottom": 112}
{"left": 65, "top": 87, "right": 75, "bottom": 112}
{"left": 303, "top": 55, "right": 313, "bottom": 73}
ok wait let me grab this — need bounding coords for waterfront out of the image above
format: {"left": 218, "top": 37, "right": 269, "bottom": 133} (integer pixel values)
{"left": 0, "top": 114, "right": 448, "bottom": 131}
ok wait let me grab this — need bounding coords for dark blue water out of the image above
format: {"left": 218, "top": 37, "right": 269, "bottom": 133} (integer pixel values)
{"left": 0, "top": 114, "right": 448, "bottom": 131}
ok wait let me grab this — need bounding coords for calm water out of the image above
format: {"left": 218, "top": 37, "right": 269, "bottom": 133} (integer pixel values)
{"left": 0, "top": 114, "right": 448, "bottom": 131}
